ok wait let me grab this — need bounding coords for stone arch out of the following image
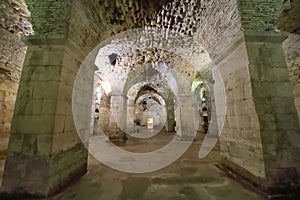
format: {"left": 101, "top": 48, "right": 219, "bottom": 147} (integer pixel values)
{"left": 1, "top": 0, "right": 300, "bottom": 198}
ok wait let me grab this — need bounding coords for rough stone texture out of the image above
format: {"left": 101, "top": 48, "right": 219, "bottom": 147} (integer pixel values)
{"left": 195, "top": 0, "right": 241, "bottom": 58}
{"left": 95, "top": 84, "right": 110, "bottom": 134}
{"left": 1, "top": 38, "right": 90, "bottom": 197}
{"left": 1, "top": 0, "right": 300, "bottom": 198}
{"left": 276, "top": 0, "right": 300, "bottom": 34}
{"left": 245, "top": 31, "right": 300, "bottom": 196}
{"left": 0, "top": 0, "right": 29, "bottom": 158}
{"left": 0, "top": 0, "right": 31, "bottom": 158}
{"left": 1, "top": 144, "right": 87, "bottom": 197}
{"left": 0, "top": 0, "right": 32, "bottom": 36}
{"left": 25, "top": 0, "right": 69, "bottom": 36}
{"left": 67, "top": 0, "right": 172, "bottom": 55}
{"left": 216, "top": 38, "right": 266, "bottom": 179}
{"left": 216, "top": 30, "right": 300, "bottom": 198}
{"left": 238, "top": 0, "right": 284, "bottom": 31}
{"left": 215, "top": 0, "right": 300, "bottom": 197}
{"left": 283, "top": 33, "right": 300, "bottom": 124}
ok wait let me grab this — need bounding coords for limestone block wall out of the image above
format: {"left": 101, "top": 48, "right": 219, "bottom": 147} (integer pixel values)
{"left": 0, "top": 0, "right": 31, "bottom": 158}
{"left": 283, "top": 34, "right": 300, "bottom": 124}
{"left": 216, "top": 40, "right": 266, "bottom": 178}
{"left": 245, "top": 32, "right": 300, "bottom": 195}
{"left": 2, "top": 39, "right": 90, "bottom": 195}
{"left": 98, "top": 93, "right": 110, "bottom": 134}
{"left": 0, "top": 28, "right": 26, "bottom": 157}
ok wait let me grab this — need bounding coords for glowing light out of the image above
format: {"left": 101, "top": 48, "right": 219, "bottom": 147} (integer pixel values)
{"left": 100, "top": 80, "right": 112, "bottom": 95}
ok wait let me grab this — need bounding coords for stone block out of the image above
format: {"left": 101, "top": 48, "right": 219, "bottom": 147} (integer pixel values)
{"left": 6, "top": 133, "right": 23, "bottom": 155}
{"left": 12, "top": 115, "right": 55, "bottom": 135}
{"left": 56, "top": 100, "right": 71, "bottom": 115}
{"left": 60, "top": 66, "right": 76, "bottom": 85}
{"left": 25, "top": 99, "right": 43, "bottom": 115}
{"left": 39, "top": 65, "right": 62, "bottom": 81}
{"left": 42, "top": 100, "right": 58, "bottom": 115}
{"left": 54, "top": 115, "right": 66, "bottom": 134}
{"left": 252, "top": 81, "right": 277, "bottom": 98}
{"left": 47, "top": 173, "right": 61, "bottom": 190}
{"left": 52, "top": 133, "right": 64, "bottom": 153}
{"left": 36, "top": 135, "right": 52, "bottom": 156}
{"left": 236, "top": 115, "right": 251, "bottom": 129}
{"left": 274, "top": 112, "right": 299, "bottom": 131}
{"left": 276, "top": 82, "right": 294, "bottom": 97}
{"left": 22, "top": 134, "right": 37, "bottom": 156}
{"left": 64, "top": 116, "right": 76, "bottom": 132}
{"left": 24, "top": 47, "right": 49, "bottom": 66}
{"left": 32, "top": 81, "right": 60, "bottom": 100}
{"left": 258, "top": 114, "right": 276, "bottom": 131}
{"left": 48, "top": 50, "right": 65, "bottom": 66}
{"left": 260, "top": 130, "right": 277, "bottom": 145}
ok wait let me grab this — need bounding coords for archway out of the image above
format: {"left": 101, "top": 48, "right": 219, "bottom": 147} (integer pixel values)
{"left": 1, "top": 0, "right": 299, "bottom": 198}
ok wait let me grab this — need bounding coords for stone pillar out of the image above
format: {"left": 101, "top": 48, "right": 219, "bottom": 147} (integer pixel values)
{"left": 283, "top": 34, "right": 300, "bottom": 126}
{"left": 165, "top": 105, "right": 175, "bottom": 132}
{"left": 177, "top": 94, "right": 197, "bottom": 141}
{"left": 108, "top": 95, "right": 128, "bottom": 141}
{"left": 165, "top": 93, "right": 175, "bottom": 132}
{"left": 98, "top": 91, "right": 111, "bottom": 134}
{"left": 1, "top": 36, "right": 89, "bottom": 197}
{"left": 246, "top": 31, "right": 300, "bottom": 196}
{"left": 216, "top": 31, "right": 300, "bottom": 197}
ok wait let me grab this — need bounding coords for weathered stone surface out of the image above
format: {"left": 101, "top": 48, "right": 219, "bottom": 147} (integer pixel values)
{"left": 0, "top": 0, "right": 300, "bottom": 199}
{"left": 0, "top": 27, "right": 27, "bottom": 157}
{"left": 0, "top": 0, "right": 32, "bottom": 36}
{"left": 276, "top": 0, "right": 300, "bottom": 34}
{"left": 283, "top": 33, "right": 300, "bottom": 124}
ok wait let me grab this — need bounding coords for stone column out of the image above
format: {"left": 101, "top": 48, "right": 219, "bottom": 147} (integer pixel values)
{"left": 177, "top": 94, "right": 197, "bottom": 141}
{"left": 108, "top": 95, "right": 128, "bottom": 142}
{"left": 165, "top": 93, "right": 175, "bottom": 132}
{"left": 1, "top": 36, "right": 90, "bottom": 197}
{"left": 216, "top": 31, "right": 300, "bottom": 197}
{"left": 246, "top": 31, "right": 300, "bottom": 195}
{"left": 165, "top": 105, "right": 175, "bottom": 132}
{"left": 98, "top": 91, "right": 111, "bottom": 134}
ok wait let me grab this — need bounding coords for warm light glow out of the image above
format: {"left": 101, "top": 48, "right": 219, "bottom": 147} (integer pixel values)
{"left": 100, "top": 80, "right": 112, "bottom": 95}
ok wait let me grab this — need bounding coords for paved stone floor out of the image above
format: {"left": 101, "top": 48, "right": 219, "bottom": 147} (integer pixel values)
{"left": 0, "top": 129, "right": 266, "bottom": 200}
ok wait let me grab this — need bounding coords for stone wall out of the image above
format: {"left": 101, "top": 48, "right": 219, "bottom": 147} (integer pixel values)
{"left": 98, "top": 91, "right": 110, "bottom": 134}
{"left": 238, "top": 0, "right": 283, "bottom": 31}
{"left": 216, "top": 39, "right": 266, "bottom": 179}
{"left": 2, "top": 37, "right": 91, "bottom": 196}
{"left": 25, "top": 0, "right": 69, "bottom": 36}
{"left": 283, "top": 33, "right": 300, "bottom": 124}
{"left": 0, "top": 28, "right": 26, "bottom": 158}
{"left": 0, "top": 0, "right": 30, "bottom": 158}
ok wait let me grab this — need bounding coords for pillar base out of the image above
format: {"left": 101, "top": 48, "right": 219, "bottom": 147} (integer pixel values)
{"left": 218, "top": 160, "right": 300, "bottom": 200}
{"left": 0, "top": 144, "right": 88, "bottom": 198}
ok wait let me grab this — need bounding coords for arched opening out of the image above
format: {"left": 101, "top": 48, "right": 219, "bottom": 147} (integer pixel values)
{"left": 1, "top": 0, "right": 300, "bottom": 199}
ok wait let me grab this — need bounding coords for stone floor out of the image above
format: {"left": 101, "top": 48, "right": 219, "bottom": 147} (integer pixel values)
{"left": 0, "top": 129, "right": 266, "bottom": 200}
